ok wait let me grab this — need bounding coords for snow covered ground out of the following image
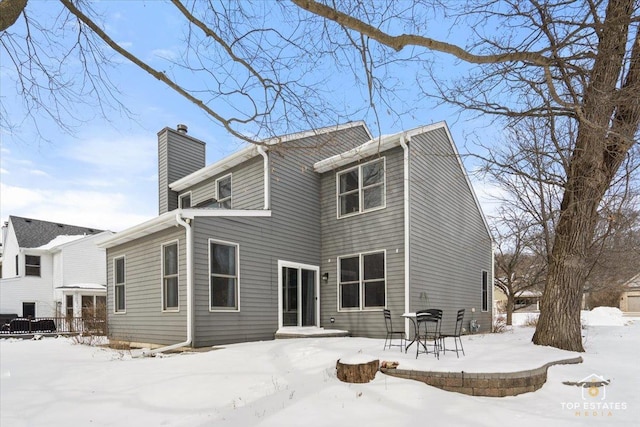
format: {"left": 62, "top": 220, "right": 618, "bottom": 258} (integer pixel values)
{"left": 1, "top": 308, "right": 638, "bottom": 426}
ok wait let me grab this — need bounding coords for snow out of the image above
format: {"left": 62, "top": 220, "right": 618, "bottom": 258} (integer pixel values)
{"left": 1, "top": 310, "right": 639, "bottom": 426}
{"left": 55, "top": 283, "right": 106, "bottom": 290}
{"left": 34, "top": 235, "right": 86, "bottom": 250}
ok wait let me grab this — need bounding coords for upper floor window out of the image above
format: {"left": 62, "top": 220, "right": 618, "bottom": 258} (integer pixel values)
{"left": 338, "top": 251, "right": 386, "bottom": 311}
{"left": 209, "top": 240, "right": 239, "bottom": 310}
{"left": 25, "top": 255, "right": 41, "bottom": 276}
{"left": 114, "top": 257, "right": 126, "bottom": 313}
{"left": 216, "top": 174, "right": 232, "bottom": 208}
{"left": 178, "top": 192, "right": 191, "bottom": 209}
{"left": 337, "top": 158, "right": 385, "bottom": 218}
{"left": 163, "top": 242, "right": 179, "bottom": 310}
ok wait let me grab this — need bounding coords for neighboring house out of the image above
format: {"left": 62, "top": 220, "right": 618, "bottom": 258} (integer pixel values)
{"left": 0, "top": 216, "right": 111, "bottom": 320}
{"left": 619, "top": 273, "right": 640, "bottom": 313}
{"left": 97, "top": 122, "right": 493, "bottom": 348}
{"left": 494, "top": 287, "right": 541, "bottom": 313}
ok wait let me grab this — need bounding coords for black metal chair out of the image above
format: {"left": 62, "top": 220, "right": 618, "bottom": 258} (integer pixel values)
{"left": 383, "top": 309, "right": 405, "bottom": 351}
{"left": 416, "top": 309, "right": 442, "bottom": 359}
{"left": 440, "top": 309, "right": 465, "bottom": 357}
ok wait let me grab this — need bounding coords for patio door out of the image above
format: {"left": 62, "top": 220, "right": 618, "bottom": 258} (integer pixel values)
{"left": 278, "top": 261, "right": 319, "bottom": 328}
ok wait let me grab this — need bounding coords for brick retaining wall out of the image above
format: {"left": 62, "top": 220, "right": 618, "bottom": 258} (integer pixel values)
{"left": 380, "top": 356, "right": 583, "bottom": 397}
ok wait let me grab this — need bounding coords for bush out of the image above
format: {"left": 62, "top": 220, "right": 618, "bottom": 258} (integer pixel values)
{"left": 493, "top": 316, "right": 508, "bottom": 333}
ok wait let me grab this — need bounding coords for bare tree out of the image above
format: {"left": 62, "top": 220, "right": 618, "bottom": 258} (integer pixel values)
{"left": 290, "top": 0, "right": 640, "bottom": 352}
{"left": 492, "top": 206, "right": 547, "bottom": 325}
{"left": 2, "top": 0, "right": 639, "bottom": 351}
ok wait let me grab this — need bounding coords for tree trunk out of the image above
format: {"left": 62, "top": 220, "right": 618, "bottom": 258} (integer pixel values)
{"left": 533, "top": 0, "right": 640, "bottom": 352}
{"left": 336, "top": 358, "right": 379, "bottom": 383}
{"left": 506, "top": 295, "right": 514, "bottom": 326}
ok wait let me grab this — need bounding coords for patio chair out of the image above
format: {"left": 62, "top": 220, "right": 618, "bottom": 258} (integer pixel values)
{"left": 440, "top": 309, "right": 465, "bottom": 357}
{"left": 416, "top": 309, "right": 442, "bottom": 359}
{"left": 383, "top": 309, "right": 405, "bottom": 351}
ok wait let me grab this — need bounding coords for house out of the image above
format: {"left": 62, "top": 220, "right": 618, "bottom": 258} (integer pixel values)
{"left": 97, "top": 122, "right": 493, "bottom": 349}
{"left": 494, "top": 287, "right": 541, "bottom": 313}
{"left": 0, "top": 216, "right": 111, "bottom": 320}
{"left": 619, "top": 273, "right": 640, "bottom": 313}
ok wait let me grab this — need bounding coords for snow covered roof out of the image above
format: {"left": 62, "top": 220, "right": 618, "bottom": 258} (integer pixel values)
{"left": 55, "top": 283, "right": 106, "bottom": 291}
{"left": 10, "top": 216, "right": 103, "bottom": 249}
{"left": 623, "top": 273, "right": 640, "bottom": 288}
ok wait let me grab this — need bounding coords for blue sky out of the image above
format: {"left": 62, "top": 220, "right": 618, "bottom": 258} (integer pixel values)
{"left": 1, "top": 1, "right": 502, "bottom": 232}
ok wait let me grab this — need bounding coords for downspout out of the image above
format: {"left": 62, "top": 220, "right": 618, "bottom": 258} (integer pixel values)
{"left": 257, "top": 146, "right": 270, "bottom": 209}
{"left": 143, "top": 212, "right": 193, "bottom": 356}
{"left": 400, "top": 135, "right": 410, "bottom": 337}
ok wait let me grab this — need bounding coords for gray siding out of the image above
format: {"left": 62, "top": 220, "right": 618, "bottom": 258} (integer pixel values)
{"left": 269, "top": 125, "right": 372, "bottom": 266}
{"left": 183, "top": 156, "right": 264, "bottom": 209}
{"left": 192, "top": 216, "right": 275, "bottom": 346}
{"left": 192, "top": 124, "right": 371, "bottom": 346}
{"left": 106, "top": 227, "right": 188, "bottom": 345}
{"left": 319, "top": 147, "right": 406, "bottom": 338}
{"left": 408, "top": 128, "right": 493, "bottom": 334}
{"left": 158, "top": 128, "right": 206, "bottom": 214}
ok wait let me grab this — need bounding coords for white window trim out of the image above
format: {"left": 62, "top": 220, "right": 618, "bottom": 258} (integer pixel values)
{"left": 178, "top": 191, "right": 192, "bottom": 209}
{"left": 336, "top": 249, "right": 387, "bottom": 312}
{"left": 277, "top": 260, "right": 320, "bottom": 329}
{"left": 161, "top": 240, "right": 180, "bottom": 312}
{"left": 215, "top": 173, "right": 233, "bottom": 208}
{"left": 113, "top": 255, "right": 126, "bottom": 314}
{"left": 208, "top": 238, "right": 240, "bottom": 312}
{"left": 25, "top": 254, "right": 41, "bottom": 277}
{"left": 336, "top": 157, "right": 386, "bottom": 219}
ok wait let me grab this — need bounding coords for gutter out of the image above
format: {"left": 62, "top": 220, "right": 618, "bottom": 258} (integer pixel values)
{"left": 400, "top": 135, "right": 411, "bottom": 337}
{"left": 142, "top": 213, "right": 193, "bottom": 356}
{"left": 257, "top": 146, "right": 270, "bottom": 209}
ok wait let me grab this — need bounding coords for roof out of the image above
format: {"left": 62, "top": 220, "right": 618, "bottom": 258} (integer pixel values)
{"left": 9, "top": 216, "right": 103, "bottom": 249}
{"left": 313, "top": 122, "right": 448, "bottom": 173}
{"left": 169, "top": 121, "right": 370, "bottom": 192}
{"left": 96, "top": 209, "right": 272, "bottom": 248}
{"left": 623, "top": 273, "right": 640, "bottom": 289}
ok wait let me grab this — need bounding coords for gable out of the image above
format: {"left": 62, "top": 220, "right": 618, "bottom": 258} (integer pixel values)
{"left": 10, "top": 216, "right": 103, "bottom": 249}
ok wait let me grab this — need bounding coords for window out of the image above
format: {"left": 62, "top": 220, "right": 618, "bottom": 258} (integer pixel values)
{"left": 209, "top": 240, "right": 239, "bottom": 310}
{"left": 114, "top": 257, "right": 126, "bottom": 313}
{"left": 338, "top": 251, "right": 386, "bottom": 310}
{"left": 178, "top": 192, "right": 191, "bottom": 209}
{"left": 337, "top": 158, "right": 385, "bottom": 217}
{"left": 163, "top": 242, "right": 179, "bottom": 310}
{"left": 482, "top": 270, "right": 488, "bottom": 312}
{"left": 22, "top": 302, "right": 35, "bottom": 318}
{"left": 66, "top": 295, "right": 74, "bottom": 318}
{"left": 25, "top": 255, "right": 41, "bottom": 276}
{"left": 15, "top": 255, "right": 19, "bottom": 276}
{"left": 216, "top": 174, "right": 232, "bottom": 208}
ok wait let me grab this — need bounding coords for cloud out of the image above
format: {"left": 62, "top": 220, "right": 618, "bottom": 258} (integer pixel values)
{"left": 29, "top": 169, "right": 50, "bottom": 177}
{"left": 0, "top": 182, "right": 154, "bottom": 232}
{"left": 151, "top": 48, "right": 179, "bottom": 61}
{"left": 61, "top": 134, "right": 156, "bottom": 172}
{"left": 0, "top": 168, "right": 7, "bottom": 174}
{"left": 468, "top": 176, "right": 506, "bottom": 219}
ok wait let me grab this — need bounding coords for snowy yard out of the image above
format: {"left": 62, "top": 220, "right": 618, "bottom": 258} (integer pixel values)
{"left": 1, "top": 308, "right": 638, "bottom": 426}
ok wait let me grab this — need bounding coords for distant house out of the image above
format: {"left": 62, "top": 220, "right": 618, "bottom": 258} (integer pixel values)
{"left": 494, "top": 287, "right": 541, "bottom": 313}
{"left": 619, "top": 273, "right": 640, "bottom": 313}
{"left": 97, "top": 122, "right": 493, "bottom": 349}
{"left": 0, "top": 216, "right": 111, "bottom": 320}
